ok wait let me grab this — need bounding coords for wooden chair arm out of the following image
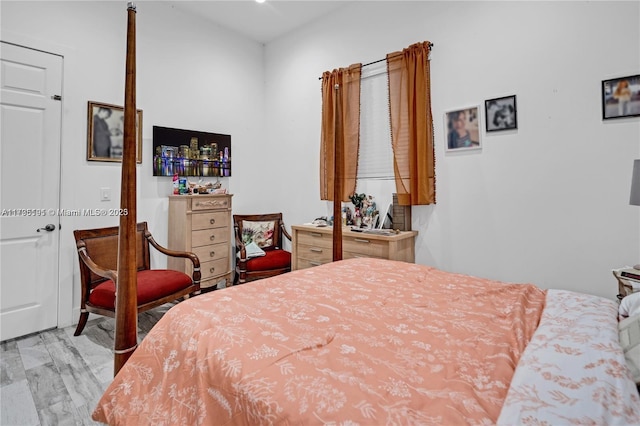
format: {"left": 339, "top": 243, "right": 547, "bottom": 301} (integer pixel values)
{"left": 234, "top": 232, "right": 247, "bottom": 261}
{"left": 280, "top": 222, "right": 292, "bottom": 242}
{"left": 144, "top": 230, "right": 200, "bottom": 269}
{"left": 238, "top": 244, "right": 247, "bottom": 262}
{"left": 145, "top": 230, "right": 201, "bottom": 285}
{"left": 77, "top": 245, "right": 118, "bottom": 283}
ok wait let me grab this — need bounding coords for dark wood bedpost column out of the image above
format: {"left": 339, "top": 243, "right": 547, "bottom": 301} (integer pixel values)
{"left": 332, "top": 83, "right": 343, "bottom": 261}
{"left": 114, "top": 1, "right": 138, "bottom": 376}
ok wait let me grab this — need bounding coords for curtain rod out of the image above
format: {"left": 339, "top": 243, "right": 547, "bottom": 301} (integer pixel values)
{"left": 318, "top": 42, "right": 433, "bottom": 80}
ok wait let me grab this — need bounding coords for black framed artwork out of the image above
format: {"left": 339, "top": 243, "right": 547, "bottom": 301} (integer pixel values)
{"left": 602, "top": 75, "right": 640, "bottom": 120}
{"left": 485, "top": 95, "right": 517, "bottom": 132}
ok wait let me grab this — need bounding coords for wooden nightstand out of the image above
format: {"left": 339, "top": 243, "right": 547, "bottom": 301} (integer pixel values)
{"left": 613, "top": 269, "right": 640, "bottom": 301}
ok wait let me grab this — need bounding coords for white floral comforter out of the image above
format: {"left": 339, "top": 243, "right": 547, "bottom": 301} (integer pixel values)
{"left": 499, "top": 289, "right": 640, "bottom": 425}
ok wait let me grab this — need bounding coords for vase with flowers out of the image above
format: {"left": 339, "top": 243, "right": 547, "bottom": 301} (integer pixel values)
{"left": 349, "top": 193, "right": 365, "bottom": 227}
{"left": 349, "top": 193, "right": 378, "bottom": 228}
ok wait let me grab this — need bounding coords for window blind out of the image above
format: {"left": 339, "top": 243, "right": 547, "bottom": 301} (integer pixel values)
{"left": 358, "top": 62, "right": 394, "bottom": 180}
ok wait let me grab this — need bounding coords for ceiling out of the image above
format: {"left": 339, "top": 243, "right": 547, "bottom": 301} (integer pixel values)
{"left": 168, "top": 1, "right": 352, "bottom": 44}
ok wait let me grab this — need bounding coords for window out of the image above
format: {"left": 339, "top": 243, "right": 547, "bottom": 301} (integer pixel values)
{"left": 358, "top": 61, "right": 394, "bottom": 181}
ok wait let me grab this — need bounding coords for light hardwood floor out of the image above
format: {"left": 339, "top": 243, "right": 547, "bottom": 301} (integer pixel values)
{"left": 1, "top": 305, "right": 173, "bottom": 426}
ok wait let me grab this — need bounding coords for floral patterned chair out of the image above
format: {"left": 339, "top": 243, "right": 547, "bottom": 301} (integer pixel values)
{"left": 233, "top": 213, "right": 292, "bottom": 284}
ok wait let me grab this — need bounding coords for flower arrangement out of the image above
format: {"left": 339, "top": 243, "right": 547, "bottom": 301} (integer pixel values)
{"left": 349, "top": 193, "right": 378, "bottom": 228}
{"left": 349, "top": 193, "right": 367, "bottom": 209}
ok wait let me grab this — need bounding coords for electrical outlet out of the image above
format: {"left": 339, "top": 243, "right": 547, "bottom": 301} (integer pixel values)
{"left": 100, "top": 187, "right": 111, "bottom": 201}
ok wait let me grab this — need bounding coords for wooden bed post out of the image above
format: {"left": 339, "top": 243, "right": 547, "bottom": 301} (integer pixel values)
{"left": 332, "top": 83, "right": 343, "bottom": 261}
{"left": 114, "top": 2, "right": 138, "bottom": 376}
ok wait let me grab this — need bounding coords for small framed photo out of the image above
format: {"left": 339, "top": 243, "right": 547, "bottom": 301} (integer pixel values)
{"left": 445, "top": 106, "right": 481, "bottom": 152}
{"left": 602, "top": 75, "right": 640, "bottom": 120}
{"left": 87, "top": 101, "right": 143, "bottom": 163}
{"left": 485, "top": 95, "right": 517, "bottom": 132}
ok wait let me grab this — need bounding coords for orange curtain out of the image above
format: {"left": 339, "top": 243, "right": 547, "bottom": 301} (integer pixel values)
{"left": 387, "top": 41, "right": 435, "bottom": 205}
{"left": 320, "top": 64, "right": 362, "bottom": 201}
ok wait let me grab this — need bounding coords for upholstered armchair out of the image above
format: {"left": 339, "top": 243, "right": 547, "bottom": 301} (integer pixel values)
{"left": 233, "top": 213, "right": 292, "bottom": 284}
{"left": 73, "top": 222, "right": 200, "bottom": 336}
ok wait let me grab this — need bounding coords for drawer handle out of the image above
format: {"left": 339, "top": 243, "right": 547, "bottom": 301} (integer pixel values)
{"left": 310, "top": 232, "right": 323, "bottom": 237}
{"left": 354, "top": 238, "right": 370, "bottom": 243}
{"left": 210, "top": 267, "right": 216, "bottom": 273}
{"left": 310, "top": 248, "right": 323, "bottom": 253}
{"left": 309, "top": 261, "right": 322, "bottom": 266}
{"left": 210, "top": 235, "right": 216, "bottom": 241}
{"left": 209, "top": 251, "right": 215, "bottom": 258}
{"left": 196, "top": 200, "right": 227, "bottom": 208}
{"left": 209, "top": 218, "right": 216, "bottom": 225}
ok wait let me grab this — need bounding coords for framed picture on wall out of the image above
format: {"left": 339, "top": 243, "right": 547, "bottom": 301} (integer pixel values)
{"left": 445, "top": 106, "right": 481, "bottom": 152}
{"left": 87, "top": 101, "right": 143, "bottom": 163}
{"left": 485, "top": 95, "right": 517, "bottom": 132}
{"left": 602, "top": 75, "right": 640, "bottom": 120}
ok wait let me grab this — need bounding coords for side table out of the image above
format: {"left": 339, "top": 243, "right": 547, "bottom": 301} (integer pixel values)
{"left": 613, "top": 269, "right": 640, "bottom": 301}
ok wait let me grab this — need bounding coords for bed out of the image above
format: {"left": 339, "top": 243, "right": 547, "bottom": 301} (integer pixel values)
{"left": 92, "top": 258, "right": 640, "bottom": 425}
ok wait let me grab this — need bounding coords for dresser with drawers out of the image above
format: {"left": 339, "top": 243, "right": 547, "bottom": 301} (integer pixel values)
{"left": 168, "top": 194, "right": 233, "bottom": 289}
{"left": 291, "top": 224, "right": 417, "bottom": 270}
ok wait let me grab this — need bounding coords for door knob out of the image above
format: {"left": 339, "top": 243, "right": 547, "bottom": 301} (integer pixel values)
{"left": 37, "top": 224, "right": 56, "bottom": 232}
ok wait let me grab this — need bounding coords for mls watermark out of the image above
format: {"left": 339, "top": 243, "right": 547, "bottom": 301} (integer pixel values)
{"left": 1, "top": 208, "right": 128, "bottom": 217}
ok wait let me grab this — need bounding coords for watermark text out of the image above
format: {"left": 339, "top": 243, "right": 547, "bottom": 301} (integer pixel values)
{"left": 1, "top": 208, "right": 128, "bottom": 217}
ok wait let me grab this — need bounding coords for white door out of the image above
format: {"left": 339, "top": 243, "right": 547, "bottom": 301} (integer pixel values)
{"left": 0, "top": 42, "right": 63, "bottom": 341}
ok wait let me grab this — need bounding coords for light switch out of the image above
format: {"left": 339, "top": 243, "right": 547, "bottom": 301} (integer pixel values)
{"left": 100, "top": 187, "right": 111, "bottom": 201}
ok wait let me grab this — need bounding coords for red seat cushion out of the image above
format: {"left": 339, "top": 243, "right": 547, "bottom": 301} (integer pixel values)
{"left": 88, "top": 269, "right": 193, "bottom": 310}
{"left": 245, "top": 249, "right": 291, "bottom": 272}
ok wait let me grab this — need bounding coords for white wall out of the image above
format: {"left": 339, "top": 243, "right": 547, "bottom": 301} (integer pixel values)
{"left": 264, "top": 1, "right": 640, "bottom": 298}
{"left": 1, "top": 1, "right": 266, "bottom": 326}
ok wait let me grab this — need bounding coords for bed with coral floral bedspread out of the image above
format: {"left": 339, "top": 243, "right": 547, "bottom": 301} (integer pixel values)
{"left": 92, "top": 258, "right": 640, "bottom": 425}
